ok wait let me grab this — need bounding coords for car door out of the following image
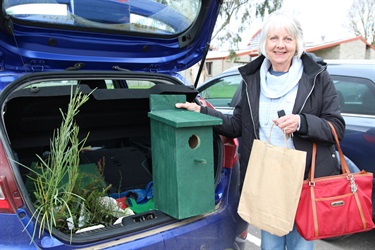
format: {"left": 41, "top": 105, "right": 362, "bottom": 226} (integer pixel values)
{"left": 198, "top": 70, "right": 242, "bottom": 114}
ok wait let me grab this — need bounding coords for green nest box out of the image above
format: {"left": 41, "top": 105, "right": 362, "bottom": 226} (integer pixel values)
{"left": 148, "top": 94, "right": 222, "bottom": 219}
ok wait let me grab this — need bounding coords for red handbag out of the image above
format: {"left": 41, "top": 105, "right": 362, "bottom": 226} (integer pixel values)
{"left": 295, "top": 122, "right": 375, "bottom": 240}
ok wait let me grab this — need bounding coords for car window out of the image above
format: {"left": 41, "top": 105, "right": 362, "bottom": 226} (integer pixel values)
{"left": 199, "top": 74, "right": 242, "bottom": 108}
{"left": 3, "top": 0, "right": 200, "bottom": 35}
{"left": 27, "top": 79, "right": 114, "bottom": 89}
{"left": 332, "top": 75, "right": 375, "bottom": 116}
{"left": 24, "top": 79, "right": 174, "bottom": 90}
{"left": 126, "top": 80, "right": 155, "bottom": 89}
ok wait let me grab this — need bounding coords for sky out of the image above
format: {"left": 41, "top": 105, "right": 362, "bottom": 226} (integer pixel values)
{"left": 283, "top": 0, "right": 355, "bottom": 42}
{"left": 238, "top": 0, "right": 355, "bottom": 49}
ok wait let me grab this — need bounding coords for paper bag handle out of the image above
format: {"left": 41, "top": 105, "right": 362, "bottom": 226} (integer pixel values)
{"left": 267, "top": 124, "right": 288, "bottom": 145}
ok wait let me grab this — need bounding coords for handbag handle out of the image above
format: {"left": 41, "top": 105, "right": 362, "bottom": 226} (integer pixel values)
{"left": 309, "top": 121, "right": 350, "bottom": 181}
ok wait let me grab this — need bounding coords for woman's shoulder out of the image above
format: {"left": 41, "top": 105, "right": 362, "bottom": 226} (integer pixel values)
{"left": 238, "top": 55, "right": 265, "bottom": 76}
{"left": 301, "top": 53, "right": 330, "bottom": 81}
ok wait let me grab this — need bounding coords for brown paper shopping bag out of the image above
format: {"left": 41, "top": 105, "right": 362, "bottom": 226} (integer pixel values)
{"left": 237, "top": 136, "right": 306, "bottom": 236}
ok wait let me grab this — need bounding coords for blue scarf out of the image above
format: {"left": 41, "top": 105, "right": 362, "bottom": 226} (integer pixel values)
{"left": 260, "top": 57, "right": 303, "bottom": 99}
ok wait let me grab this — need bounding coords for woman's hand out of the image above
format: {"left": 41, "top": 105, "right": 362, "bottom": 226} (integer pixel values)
{"left": 273, "top": 114, "right": 300, "bottom": 136}
{"left": 175, "top": 102, "right": 201, "bottom": 113}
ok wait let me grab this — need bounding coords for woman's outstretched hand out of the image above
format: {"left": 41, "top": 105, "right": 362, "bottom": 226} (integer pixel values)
{"left": 175, "top": 102, "right": 201, "bottom": 113}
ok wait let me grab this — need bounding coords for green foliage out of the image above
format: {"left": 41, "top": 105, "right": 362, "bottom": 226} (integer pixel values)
{"left": 72, "top": 168, "right": 119, "bottom": 228}
{"left": 255, "top": 0, "right": 282, "bottom": 18}
{"left": 25, "top": 87, "right": 90, "bottom": 239}
{"left": 24, "top": 87, "right": 124, "bottom": 242}
{"left": 212, "top": 0, "right": 283, "bottom": 51}
{"left": 227, "top": 50, "right": 240, "bottom": 61}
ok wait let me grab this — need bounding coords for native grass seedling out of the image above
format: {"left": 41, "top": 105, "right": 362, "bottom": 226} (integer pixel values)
{"left": 22, "top": 87, "right": 130, "bottom": 243}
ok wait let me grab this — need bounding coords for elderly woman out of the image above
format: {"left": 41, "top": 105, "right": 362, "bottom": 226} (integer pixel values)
{"left": 176, "top": 10, "right": 345, "bottom": 249}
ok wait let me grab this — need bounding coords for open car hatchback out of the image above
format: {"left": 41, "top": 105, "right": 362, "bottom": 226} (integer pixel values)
{"left": 0, "top": 0, "right": 247, "bottom": 249}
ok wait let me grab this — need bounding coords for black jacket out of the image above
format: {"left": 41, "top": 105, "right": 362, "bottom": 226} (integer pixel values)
{"left": 201, "top": 53, "right": 346, "bottom": 186}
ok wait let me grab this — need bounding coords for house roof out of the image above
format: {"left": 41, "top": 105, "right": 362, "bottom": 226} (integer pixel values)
{"left": 206, "top": 49, "right": 258, "bottom": 60}
{"left": 305, "top": 36, "right": 375, "bottom": 52}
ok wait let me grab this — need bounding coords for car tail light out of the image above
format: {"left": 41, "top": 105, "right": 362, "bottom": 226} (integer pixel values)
{"left": 222, "top": 136, "right": 239, "bottom": 169}
{"left": 0, "top": 141, "right": 22, "bottom": 213}
{"left": 234, "top": 227, "right": 249, "bottom": 247}
{"left": 0, "top": 176, "right": 17, "bottom": 213}
{"left": 197, "top": 99, "right": 240, "bottom": 169}
{"left": 363, "top": 134, "right": 375, "bottom": 144}
{"left": 239, "top": 227, "right": 249, "bottom": 240}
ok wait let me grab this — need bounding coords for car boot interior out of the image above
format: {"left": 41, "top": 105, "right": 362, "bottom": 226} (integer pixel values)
{"left": 3, "top": 80, "right": 222, "bottom": 242}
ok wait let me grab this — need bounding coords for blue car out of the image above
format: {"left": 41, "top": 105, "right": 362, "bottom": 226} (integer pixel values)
{"left": 198, "top": 59, "right": 375, "bottom": 218}
{"left": 326, "top": 61, "right": 375, "bottom": 217}
{"left": 0, "top": 0, "right": 248, "bottom": 249}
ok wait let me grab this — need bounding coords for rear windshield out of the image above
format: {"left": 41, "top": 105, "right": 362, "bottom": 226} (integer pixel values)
{"left": 3, "top": 0, "right": 200, "bottom": 35}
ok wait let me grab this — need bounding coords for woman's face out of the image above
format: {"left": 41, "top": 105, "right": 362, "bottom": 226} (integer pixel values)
{"left": 266, "top": 28, "right": 297, "bottom": 72}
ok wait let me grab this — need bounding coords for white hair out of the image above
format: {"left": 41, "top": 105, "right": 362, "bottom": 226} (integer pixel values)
{"left": 258, "top": 10, "right": 305, "bottom": 58}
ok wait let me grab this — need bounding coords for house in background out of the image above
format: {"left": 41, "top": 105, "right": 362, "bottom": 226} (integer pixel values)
{"left": 306, "top": 36, "right": 375, "bottom": 61}
{"left": 183, "top": 33, "right": 375, "bottom": 87}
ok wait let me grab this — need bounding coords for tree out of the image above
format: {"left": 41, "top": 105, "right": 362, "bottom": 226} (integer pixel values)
{"left": 189, "top": 0, "right": 283, "bottom": 86}
{"left": 211, "top": 0, "right": 283, "bottom": 51}
{"left": 348, "top": 0, "right": 375, "bottom": 45}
